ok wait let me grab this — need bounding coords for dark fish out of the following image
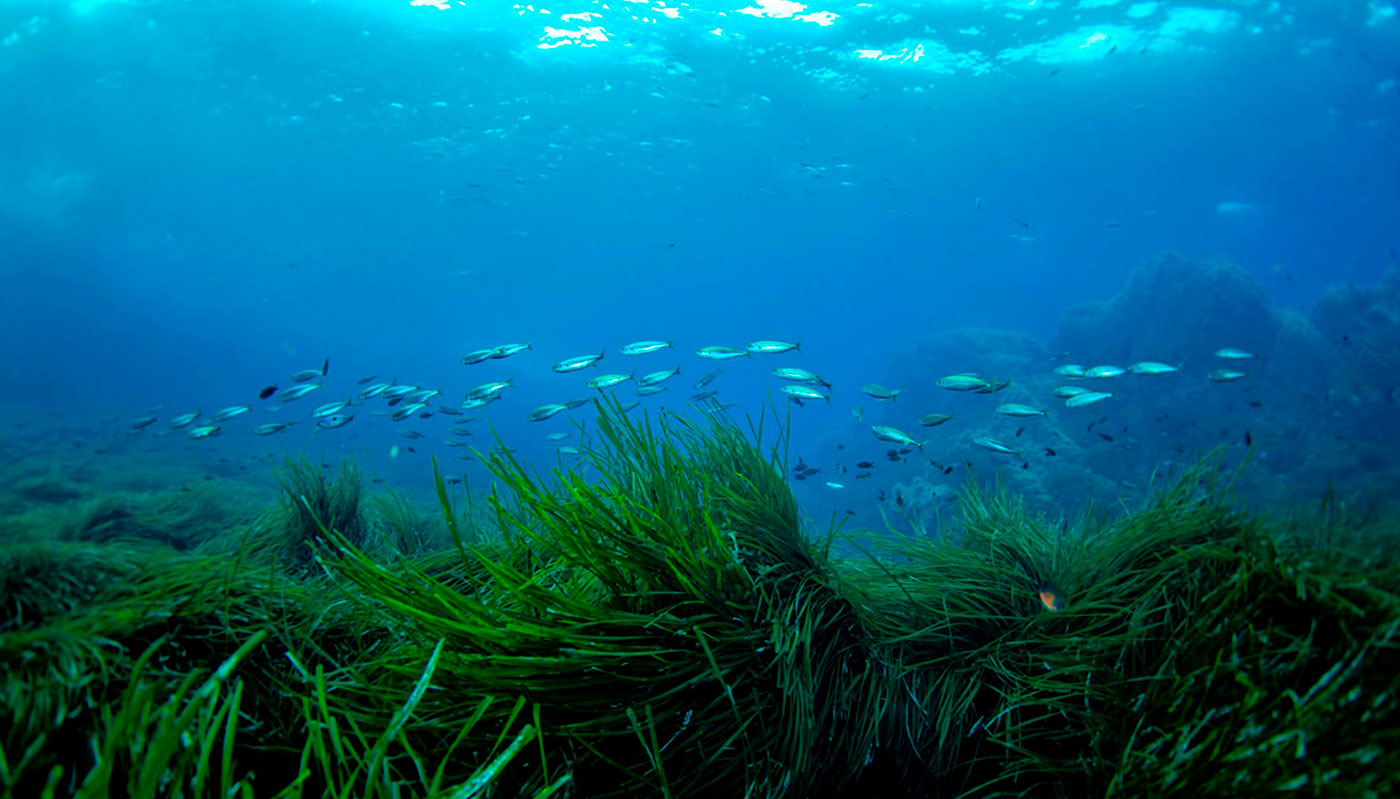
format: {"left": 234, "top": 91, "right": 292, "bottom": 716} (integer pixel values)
{"left": 856, "top": 461, "right": 874, "bottom": 468}
{"left": 1015, "top": 426, "right": 1025, "bottom": 438}
{"left": 1244, "top": 430, "right": 1253, "bottom": 447}
{"left": 855, "top": 471, "right": 872, "bottom": 479}
{"left": 1013, "top": 216, "right": 1030, "bottom": 228}
{"left": 322, "top": 357, "right": 330, "bottom": 376}
{"left": 1050, "top": 350, "right": 1074, "bottom": 361}
{"left": 357, "top": 375, "right": 377, "bottom": 384}
{"left": 1021, "top": 462, "right": 1029, "bottom": 470}
{"left": 1046, "top": 68, "right": 1060, "bottom": 78}
{"left": 259, "top": 385, "right": 277, "bottom": 399}
{"left": 803, "top": 468, "right": 821, "bottom": 476}
{"left": 794, "top": 472, "right": 808, "bottom": 481}
{"left": 844, "top": 509, "right": 855, "bottom": 516}
{"left": 1107, "top": 45, "right": 1117, "bottom": 55}
{"left": 943, "top": 465, "right": 954, "bottom": 474}
{"left": 1045, "top": 447, "right": 1057, "bottom": 457}
{"left": 1248, "top": 400, "right": 1263, "bottom": 408}
{"left": 836, "top": 444, "right": 845, "bottom": 450}
{"left": 1099, "top": 433, "right": 1115, "bottom": 442}
{"left": 899, "top": 448, "right": 912, "bottom": 455}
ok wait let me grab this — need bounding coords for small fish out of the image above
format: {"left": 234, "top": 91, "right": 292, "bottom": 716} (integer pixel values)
{"left": 278, "top": 384, "right": 322, "bottom": 402}
{"left": 186, "top": 424, "right": 221, "bottom": 439}
{"left": 635, "top": 385, "right": 668, "bottom": 397}
{"left": 996, "top": 403, "right": 1047, "bottom": 418}
{"left": 1244, "top": 429, "right": 1253, "bottom": 447}
{"left": 1053, "top": 364, "right": 1087, "bottom": 378}
{"left": 565, "top": 397, "right": 593, "bottom": 410}
{"left": 919, "top": 413, "right": 954, "bottom": 427}
{"left": 258, "top": 385, "right": 278, "bottom": 400}
{"left": 553, "top": 352, "right": 605, "bottom": 373}
{"left": 359, "top": 383, "right": 391, "bottom": 400}
{"left": 639, "top": 365, "right": 682, "bottom": 387}
{"left": 1084, "top": 365, "right": 1126, "bottom": 379}
{"left": 252, "top": 422, "right": 297, "bottom": 435}
{"left": 1049, "top": 350, "right": 1074, "bottom": 361}
{"left": 438, "top": 406, "right": 464, "bottom": 416}
{"left": 399, "top": 429, "right": 426, "bottom": 440}
{"left": 322, "top": 357, "right": 330, "bottom": 376}
{"left": 746, "top": 340, "right": 801, "bottom": 355}
{"left": 466, "top": 380, "right": 512, "bottom": 400}
{"left": 620, "top": 340, "right": 672, "bottom": 356}
{"left": 695, "top": 346, "right": 749, "bottom": 360}
{"left": 450, "top": 428, "right": 474, "bottom": 437}
{"left": 1044, "top": 447, "right": 1056, "bottom": 457}
{"left": 460, "top": 349, "right": 497, "bottom": 365}
{"left": 1065, "top": 391, "right": 1114, "bottom": 408}
{"left": 559, "top": 446, "right": 583, "bottom": 456}
{"left": 381, "top": 385, "right": 418, "bottom": 399}
{"left": 782, "top": 384, "right": 829, "bottom": 403}
{"left": 1129, "top": 361, "right": 1179, "bottom": 376}
{"left": 1208, "top": 369, "right": 1249, "bottom": 383}
{"left": 825, "top": 482, "right": 845, "bottom": 489}
{"left": 871, "top": 425, "right": 924, "bottom": 449}
{"left": 401, "top": 388, "right": 442, "bottom": 405}
{"left": 618, "top": 400, "right": 642, "bottom": 412}
{"left": 587, "top": 373, "right": 634, "bottom": 390}
{"left": 130, "top": 416, "right": 157, "bottom": 429}
{"left": 1098, "top": 433, "right": 1115, "bottom": 442}
{"left": 1036, "top": 581, "right": 1064, "bottom": 612}
{"left": 389, "top": 403, "right": 426, "bottom": 421}
{"left": 1052, "top": 386, "right": 1092, "bottom": 398}
{"left": 856, "top": 461, "right": 874, "bottom": 468}
{"left": 690, "top": 390, "right": 719, "bottom": 402}
{"left": 973, "top": 436, "right": 1019, "bottom": 456}
{"left": 1215, "top": 348, "right": 1256, "bottom": 360}
{"left": 212, "top": 405, "right": 251, "bottom": 422}
{"left": 316, "top": 414, "right": 353, "bottom": 430}
{"left": 694, "top": 368, "right": 722, "bottom": 389}
{"left": 546, "top": 432, "right": 572, "bottom": 441}
{"left": 936, "top": 375, "right": 990, "bottom": 392}
{"left": 861, "top": 384, "right": 903, "bottom": 402}
{"left": 291, "top": 369, "right": 324, "bottom": 383}
{"left": 311, "top": 400, "right": 351, "bottom": 418}
{"left": 491, "top": 343, "right": 531, "bottom": 359}
{"left": 168, "top": 411, "right": 201, "bottom": 429}
{"left": 851, "top": 405, "right": 864, "bottom": 420}
{"left": 528, "top": 404, "right": 569, "bottom": 422}
{"left": 356, "top": 375, "right": 378, "bottom": 384}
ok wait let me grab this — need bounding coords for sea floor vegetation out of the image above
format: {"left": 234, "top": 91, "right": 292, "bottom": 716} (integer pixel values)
{"left": 1, "top": 404, "right": 1397, "bottom": 798}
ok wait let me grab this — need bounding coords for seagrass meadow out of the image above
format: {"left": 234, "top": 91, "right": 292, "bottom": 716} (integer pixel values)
{"left": 2, "top": 405, "right": 1398, "bottom": 799}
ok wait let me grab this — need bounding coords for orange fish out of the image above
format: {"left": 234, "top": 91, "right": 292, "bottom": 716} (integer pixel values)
{"left": 1036, "top": 582, "right": 1064, "bottom": 612}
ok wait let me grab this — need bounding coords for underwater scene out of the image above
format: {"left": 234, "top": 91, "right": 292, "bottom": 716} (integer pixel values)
{"left": 2, "top": 0, "right": 1399, "bottom": 796}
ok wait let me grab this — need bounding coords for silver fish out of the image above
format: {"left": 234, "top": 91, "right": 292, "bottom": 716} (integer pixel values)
{"left": 168, "top": 411, "right": 201, "bottom": 429}
{"left": 491, "top": 343, "right": 531, "bottom": 359}
{"left": 291, "top": 369, "right": 324, "bottom": 383}
{"left": 252, "top": 422, "right": 297, "bottom": 435}
{"left": 861, "top": 384, "right": 902, "bottom": 402}
{"left": 1053, "top": 364, "right": 1087, "bottom": 378}
{"left": 460, "top": 349, "right": 497, "bottom": 365}
{"left": 871, "top": 425, "right": 923, "bottom": 449}
{"left": 1208, "top": 369, "right": 1249, "bottom": 382}
{"left": 781, "top": 385, "right": 828, "bottom": 403}
{"left": 402, "top": 388, "right": 441, "bottom": 404}
{"left": 278, "top": 384, "right": 322, "bottom": 402}
{"left": 399, "top": 430, "right": 426, "bottom": 440}
{"left": 587, "top": 373, "right": 634, "bottom": 390}
{"left": 130, "top": 416, "right": 157, "bottom": 429}
{"left": 381, "top": 385, "right": 418, "bottom": 399}
{"left": 690, "top": 390, "right": 719, "bottom": 402}
{"left": 186, "top": 424, "right": 221, "bottom": 440}
{"left": 1052, "top": 386, "right": 1092, "bottom": 398}
{"left": 1065, "top": 391, "right": 1114, "bottom": 408}
{"left": 312, "top": 400, "right": 351, "bottom": 418}
{"left": 918, "top": 413, "right": 953, "bottom": 426}
{"left": 389, "top": 403, "right": 426, "bottom": 421}
{"left": 1214, "top": 348, "right": 1255, "bottom": 360}
{"left": 695, "top": 346, "right": 749, "bottom": 360}
{"left": 316, "top": 414, "right": 354, "bottom": 430}
{"left": 746, "top": 340, "right": 801, "bottom": 355}
{"left": 996, "top": 403, "right": 1046, "bottom": 417}
{"left": 527, "top": 404, "right": 568, "bottom": 422}
{"left": 937, "top": 375, "right": 990, "bottom": 392}
{"left": 466, "top": 380, "right": 511, "bottom": 400}
{"left": 356, "top": 374, "right": 378, "bottom": 384}
{"left": 1129, "top": 361, "right": 1179, "bottom": 376}
{"left": 553, "top": 352, "right": 605, "bottom": 373}
{"left": 635, "top": 385, "right": 668, "bottom": 396}
{"left": 546, "top": 432, "right": 572, "bottom": 441}
{"left": 639, "top": 365, "right": 682, "bottom": 387}
{"left": 1084, "top": 365, "right": 1126, "bottom": 379}
{"left": 212, "top": 405, "right": 251, "bottom": 422}
{"left": 973, "top": 436, "right": 1019, "bottom": 456}
{"left": 620, "top": 340, "right": 672, "bottom": 356}
{"left": 359, "top": 383, "right": 391, "bottom": 400}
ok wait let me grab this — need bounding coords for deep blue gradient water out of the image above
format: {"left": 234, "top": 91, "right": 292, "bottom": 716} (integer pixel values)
{"left": 2, "top": 0, "right": 1397, "bottom": 524}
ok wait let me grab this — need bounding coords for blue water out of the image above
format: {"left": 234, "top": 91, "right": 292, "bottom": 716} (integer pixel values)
{"left": 2, "top": 0, "right": 1397, "bottom": 523}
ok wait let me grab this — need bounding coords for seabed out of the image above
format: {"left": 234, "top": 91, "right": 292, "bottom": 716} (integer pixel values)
{"left": 1, "top": 404, "right": 1396, "bottom": 798}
